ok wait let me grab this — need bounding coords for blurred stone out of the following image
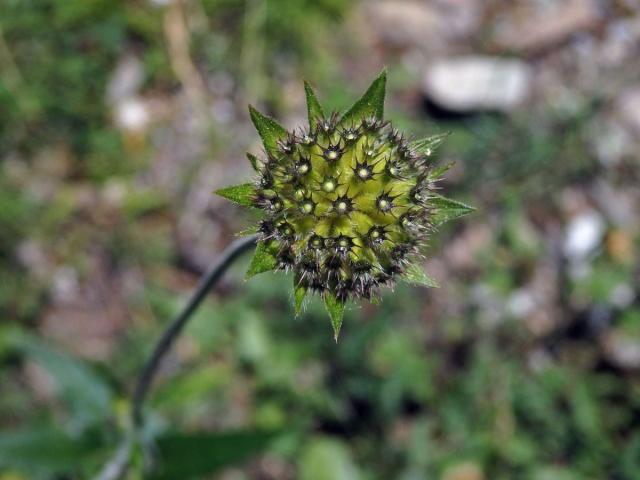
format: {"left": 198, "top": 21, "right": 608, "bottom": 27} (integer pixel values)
{"left": 366, "top": 1, "right": 441, "bottom": 49}
{"left": 423, "top": 57, "right": 532, "bottom": 112}
{"left": 592, "top": 181, "right": 638, "bottom": 228}
{"left": 609, "top": 283, "right": 635, "bottom": 309}
{"left": 563, "top": 210, "right": 605, "bottom": 263}
{"left": 107, "top": 55, "right": 144, "bottom": 103}
{"left": 616, "top": 87, "right": 640, "bottom": 136}
{"left": 598, "top": 17, "right": 640, "bottom": 68}
{"left": 493, "top": 0, "right": 601, "bottom": 54}
{"left": 603, "top": 331, "right": 640, "bottom": 370}
{"left": 591, "top": 119, "right": 636, "bottom": 167}
{"left": 114, "top": 97, "right": 151, "bottom": 132}
{"left": 442, "top": 462, "right": 484, "bottom": 480}
{"left": 365, "top": 0, "right": 481, "bottom": 51}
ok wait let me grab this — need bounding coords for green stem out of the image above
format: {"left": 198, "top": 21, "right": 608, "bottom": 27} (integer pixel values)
{"left": 94, "top": 234, "right": 258, "bottom": 480}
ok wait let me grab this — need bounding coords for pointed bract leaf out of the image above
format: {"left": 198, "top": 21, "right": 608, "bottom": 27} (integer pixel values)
{"left": 245, "top": 241, "right": 278, "bottom": 279}
{"left": 410, "top": 132, "right": 450, "bottom": 155}
{"left": 339, "top": 69, "right": 387, "bottom": 126}
{"left": 324, "top": 293, "right": 345, "bottom": 342}
{"left": 249, "top": 106, "right": 288, "bottom": 154}
{"left": 402, "top": 263, "right": 440, "bottom": 288}
{"left": 428, "top": 161, "right": 454, "bottom": 181}
{"left": 246, "top": 153, "right": 261, "bottom": 172}
{"left": 294, "top": 279, "right": 307, "bottom": 317}
{"left": 304, "top": 81, "right": 325, "bottom": 129}
{"left": 215, "top": 183, "right": 257, "bottom": 208}
{"left": 430, "top": 194, "right": 475, "bottom": 226}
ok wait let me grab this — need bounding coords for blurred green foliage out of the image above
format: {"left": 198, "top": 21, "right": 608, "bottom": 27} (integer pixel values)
{"left": 1, "top": 0, "right": 639, "bottom": 479}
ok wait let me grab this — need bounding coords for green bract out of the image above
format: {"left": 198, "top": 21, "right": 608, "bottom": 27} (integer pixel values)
{"left": 216, "top": 71, "right": 474, "bottom": 340}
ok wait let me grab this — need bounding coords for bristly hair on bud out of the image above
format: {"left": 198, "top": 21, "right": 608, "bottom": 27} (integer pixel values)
{"left": 215, "top": 70, "right": 475, "bottom": 341}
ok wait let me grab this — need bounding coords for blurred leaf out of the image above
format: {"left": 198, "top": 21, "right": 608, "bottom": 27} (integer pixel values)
{"left": 324, "top": 293, "right": 345, "bottom": 341}
{"left": 401, "top": 264, "right": 439, "bottom": 288}
{"left": 339, "top": 69, "right": 386, "bottom": 126}
{"left": 249, "top": 105, "right": 287, "bottom": 154}
{"left": 148, "top": 430, "right": 277, "bottom": 480}
{"left": 299, "top": 438, "right": 362, "bottom": 480}
{"left": 214, "top": 183, "right": 257, "bottom": 208}
{"left": 9, "top": 331, "right": 113, "bottom": 428}
{"left": 304, "top": 80, "right": 325, "bottom": 128}
{"left": 0, "top": 426, "right": 101, "bottom": 473}
{"left": 245, "top": 242, "right": 278, "bottom": 279}
{"left": 430, "top": 194, "right": 475, "bottom": 226}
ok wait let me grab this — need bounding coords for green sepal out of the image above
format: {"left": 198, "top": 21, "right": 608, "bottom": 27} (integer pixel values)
{"left": 293, "top": 277, "right": 307, "bottom": 316}
{"left": 339, "top": 69, "right": 387, "bottom": 126}
{"left": 304, "top": 81, "right": 325, "bottom": 129}
{"left": 215, "top": 183, "right": 257, "bottom": 208}
{"left": 428, "top": 161, "right": 454, "bottom": 180}
{"left": 324, "top": 293, "right": 345, "bottom": 342}
{"left": 401, "top": 263, "right": 439, "bottom": 288}
{"left": 430, "top": 194, "right": 476, "bottom": 226}
{"left": 248, "top": 105, "right": 288, "bottom": 154}
{"left": 245, "top": 241, "right": 278, "bottom": 279}
{"left": 246, "top": 153, "right": 261, "bottom": 172}
{"left": 236, "top": 225, "right": 260, "bottom": 237}
{"left": 410, "top": 132, "right": 450, "bottom": 155}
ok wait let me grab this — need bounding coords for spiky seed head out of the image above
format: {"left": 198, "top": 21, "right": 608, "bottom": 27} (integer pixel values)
{"left": 216, "top": 71, "right": 474, "bottom": 340}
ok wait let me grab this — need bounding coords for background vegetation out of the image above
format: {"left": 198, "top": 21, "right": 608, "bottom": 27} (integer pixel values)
{"left": 1, "top": 0, "right": 639, "bottom": 478}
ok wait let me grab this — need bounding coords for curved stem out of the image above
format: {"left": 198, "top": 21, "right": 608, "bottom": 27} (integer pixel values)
{"left": 132, "top": 233, "right": 258, "bottom": 427}
{"left": 94, "top": 234, "right": 258, "bottom": 480}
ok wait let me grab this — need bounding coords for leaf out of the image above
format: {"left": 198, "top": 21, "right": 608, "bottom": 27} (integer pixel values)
{"left": 401, "top": 263, "right": 439, "bottom": 288}
{"left": 245, "top": 241, "right": 278, "bottom": 279}
{"left": 410, "top": 132, "right": 450, "bottom": 155}
{"left": 148, "top": 430, "right": 277, "bottom": 480}
{"left": 299, "top": 438, "right": 362, "bottom": 480}
{"left": 339, "top": 69, "right": 387, "bottom": 126}
{"left": 304, "top": 80, "right": 325, "bottom": 128}
{"left": 428, "top": 161, "right": 454, "bottom": 180}
{"left": 249, "top": 105, "right": 288, "bottom": 154}
{"left": 215, "top": 183, "right": 257, "bottom": 208}
{"left": 429, "top": 194, "right": 476, "bottom": 226}
{"left": 324, "top": 293, "right": 345, "bottom": 342}
{"left": 9, "top": 331, "right": 113, "bottom": 428}
{"left": 294, "top": 277, "right": 307, "bottom": 316}
{"left": 0, "top": 426, "right": 102, "bottom": 472}
{"left": 246, "top": 153, "right": 261, "bottom": 172}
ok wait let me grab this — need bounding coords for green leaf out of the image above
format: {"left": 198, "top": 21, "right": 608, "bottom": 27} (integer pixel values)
{"left": 249, "top": 105, "right": 288, "bottom": 154}
{"left": 299, "top": 438, "right": 362, "bottom": 480}
{"left": 324, "top": 293, "right": 345, "bottom": 342}
{"left": 430, "top": 194, "right": 476, "bottom": 226}
{"left": 8, "top": 331, "right": 113, "bottom": 428}
{"left": 215, "top": 183, "right": 257, "bottom": 208}
{"left": 245, "top": 241, "right": 278, "bottom": 279}
{"left": 410, "top": 132, "right": 450, "bottom": 155}
{"left": 339, "top": 69, "right": 387, "bottom": 126}
{"left": 0, "top": 426, "right": 102, "bottom": 473}
{"left": 401, "top": 263, "right": 440, "bottom": 288}
{"left": 149, "top": 430, "right": 277, "bottom": 480}
{"left": 428, "top": 161, "right": 454, "bottom": 180}
{"left": 294, "top": 277, "right": 307, "bottom": 316}
{"left": 304, "top": 80, "right": 325, "bottom": 128}
{"left": 246, "top": 152, "right": 261, "bottom": 172}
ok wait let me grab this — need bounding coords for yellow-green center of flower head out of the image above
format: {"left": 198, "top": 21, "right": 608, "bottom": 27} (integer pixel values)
{"left": 215, "top": 71, "right": 474, "bottom": 340}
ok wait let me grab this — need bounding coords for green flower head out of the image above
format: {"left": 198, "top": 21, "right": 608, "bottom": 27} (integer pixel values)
{"left": 216, "top": 70, "right": 474, "bottom": 340}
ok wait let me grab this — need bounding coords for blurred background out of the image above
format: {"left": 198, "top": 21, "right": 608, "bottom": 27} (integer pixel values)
{"left": 1, "top": 0, "right": 640, "bottom": 478}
